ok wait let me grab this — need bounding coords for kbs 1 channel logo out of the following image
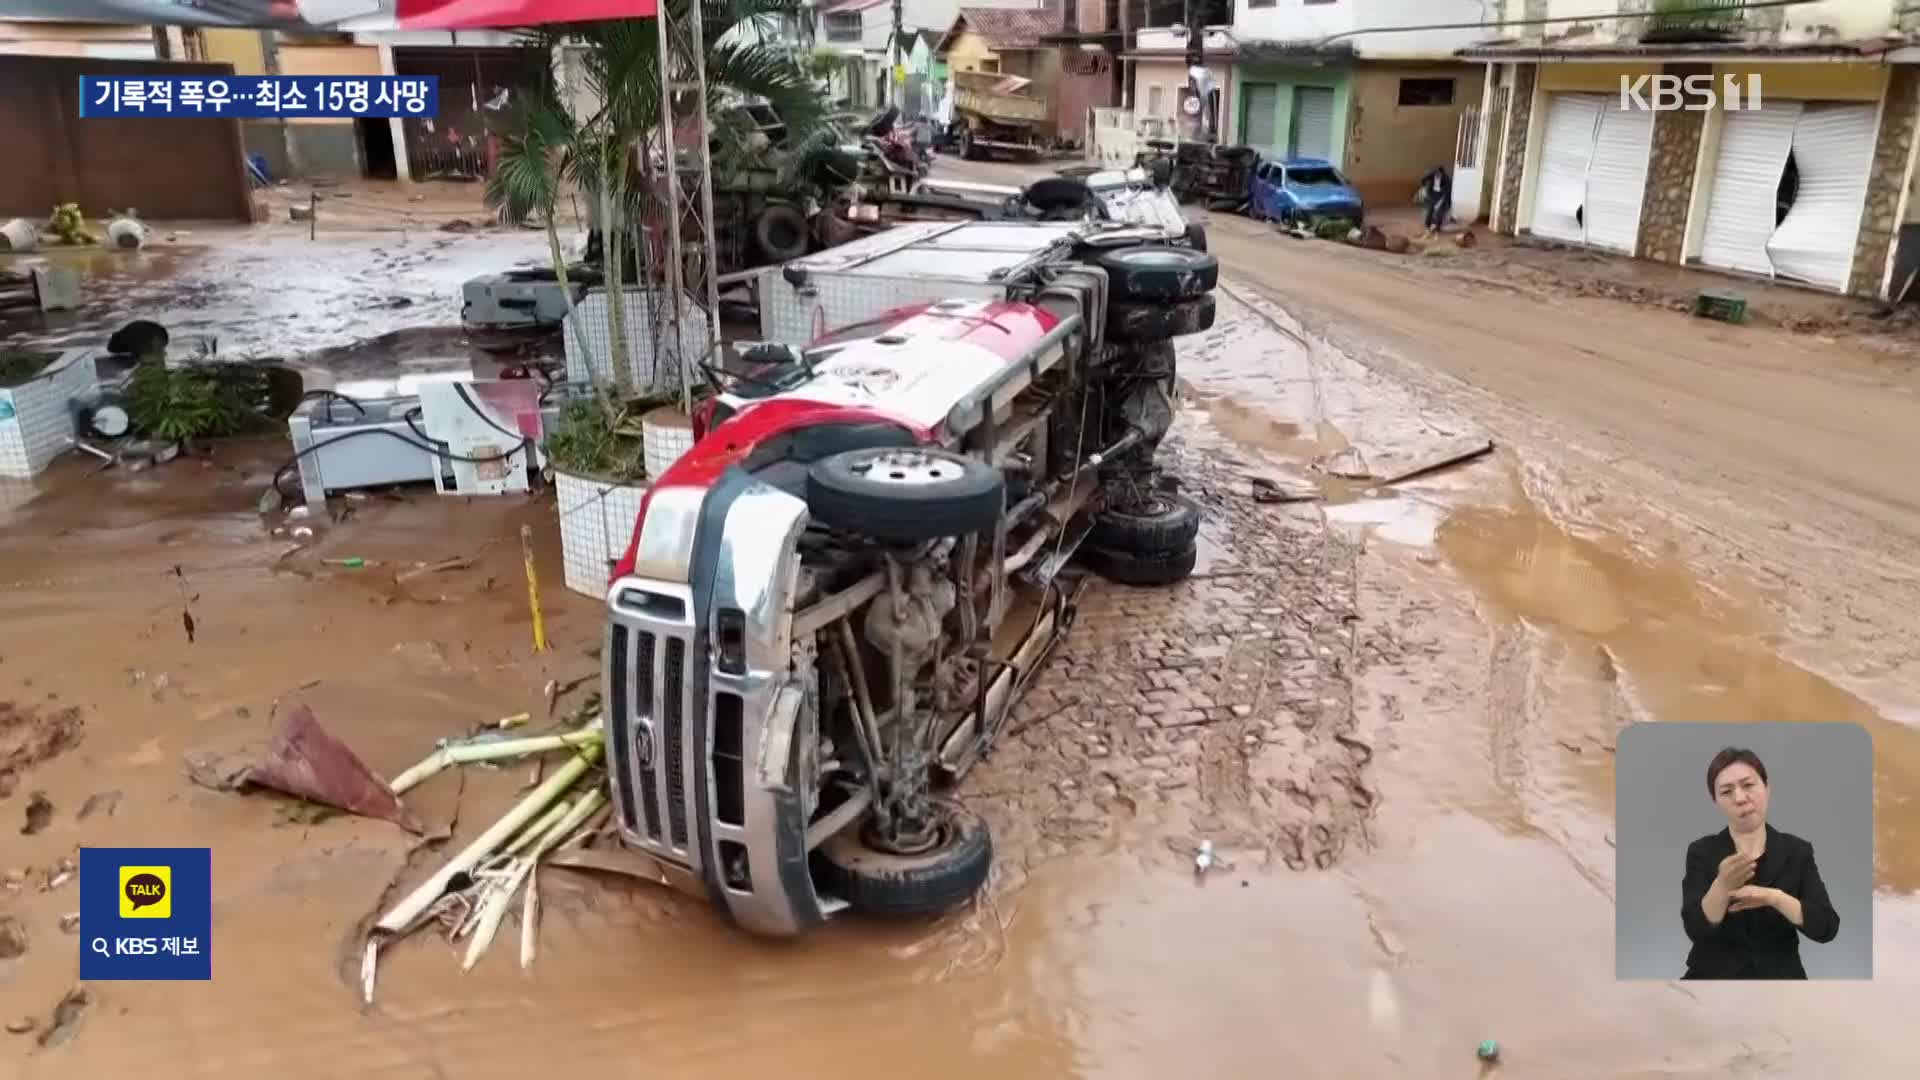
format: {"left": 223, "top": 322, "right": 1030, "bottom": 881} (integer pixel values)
{"left": 79, "top": 848, "right": 212, "bottom": 981}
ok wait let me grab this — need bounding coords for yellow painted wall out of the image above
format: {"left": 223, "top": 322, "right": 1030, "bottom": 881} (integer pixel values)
{"left": 1716, "top": 63, "right": 1887, "bottom": 103}
{"left": 200, "top": 29, "right": 267, "bottom": 76}
{"left": 1539, "top": 63, "right": 1661, "bottom": 94}
{"left": 943, "top": 30, "right": 999, "bottom": 75}
{"left": 273, "top": 43, "right": 382, "bottom": 124}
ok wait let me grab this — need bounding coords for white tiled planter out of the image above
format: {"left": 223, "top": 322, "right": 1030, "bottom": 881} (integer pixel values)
{"left": 555, "top": 468, "right": 649, "bottom": 599}
{"left": 0, "top": 349, "right": 96, "bottom": 478}
{"left": 562, "top": 287, "right": 712, "bottom": 395}
{"left": 641, "top": 405, "right": 695, "bottom": 479}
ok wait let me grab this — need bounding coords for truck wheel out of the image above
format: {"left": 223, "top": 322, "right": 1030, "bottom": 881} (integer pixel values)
{"left": 754, "top": 203, "right": 809, "bottom": 262}
{"left": 1024, "top": 176, "right": 1093, "bottom": 213}
{"left": 1088, "top": 493, "right": 1201, "bottom": 555}
{"left": 957, "top": 126, "right": 977, "bottom": 160}
{"left": 1184, "top": 223, "right": 1208, "bottom": 252}
{"left": 1106, "top": 294, "right": 1217, "bottom": 342}
{"left": 807, "top": 447, "right": 1004, "bottom": 543}
{"left": 813, "top": 799, "right": 993, "bottom": 917}
{"left": 1082, "top": 540, "right": 1199, "bottom": 587}
{"left": 1090, "top": 245, "right": 1219, "bottom": 302}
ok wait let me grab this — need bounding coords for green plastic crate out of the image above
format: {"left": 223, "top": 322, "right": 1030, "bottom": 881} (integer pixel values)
{"left": 1693, "top": 289, "right": 1747, "bottom": 324}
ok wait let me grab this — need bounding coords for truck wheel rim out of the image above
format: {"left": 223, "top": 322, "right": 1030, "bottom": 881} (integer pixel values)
{"left": 847, "top": 449, "right": 957, "bottom": 487}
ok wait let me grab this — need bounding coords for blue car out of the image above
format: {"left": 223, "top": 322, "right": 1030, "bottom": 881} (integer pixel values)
{"left": 1248, "top": 157, "right": 1365, "bottom": 228}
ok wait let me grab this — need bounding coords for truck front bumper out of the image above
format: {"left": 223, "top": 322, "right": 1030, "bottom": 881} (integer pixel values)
{"left": 602, "top": 481, "right": 828, "bottom": 937}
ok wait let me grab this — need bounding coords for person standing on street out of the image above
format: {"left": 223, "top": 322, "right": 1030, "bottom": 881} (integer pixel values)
{"left": 1418, "top": 165, "right": 1452, "bottom": 236}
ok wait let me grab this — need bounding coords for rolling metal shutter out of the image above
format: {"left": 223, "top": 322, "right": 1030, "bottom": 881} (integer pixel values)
{"left": 1768, "top": 103, "right": 1878, "bottom": 291}
{"left": 1698, "top": 102, "right": 1801, "bottom": 277}
{"left": 1242, "top": 83, "right": 1278, "bottom": 155}
{"left": 1583, "top": 105, "right": 1655, "bottom": 254}
{"left": 1292, "top": 86, "right": 1335, "bottom": 160}
{"left": 1530, "top": 93, "right": 1603, "bottom": 244}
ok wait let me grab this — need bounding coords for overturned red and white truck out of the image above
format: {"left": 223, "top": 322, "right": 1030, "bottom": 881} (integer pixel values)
{"left": 599, "top": 220, "right": 1218, "bottom": 935}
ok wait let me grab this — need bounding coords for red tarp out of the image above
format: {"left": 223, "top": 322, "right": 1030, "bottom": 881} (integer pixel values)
{"left": 3, "top": 1, "right": 656, "bottom": 30}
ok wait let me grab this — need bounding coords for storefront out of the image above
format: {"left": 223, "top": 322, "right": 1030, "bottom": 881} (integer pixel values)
{"left": 1523, "top": 65, "right": 1659, "bottom": 255}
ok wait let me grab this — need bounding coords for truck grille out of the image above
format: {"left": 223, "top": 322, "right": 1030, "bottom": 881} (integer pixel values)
{"left": 607, "top": 619, "right": 695, "bottom": 865}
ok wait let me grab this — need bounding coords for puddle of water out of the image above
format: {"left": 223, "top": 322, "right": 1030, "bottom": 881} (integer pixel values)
{"left": 1438, "top": 503, "right": 1920, "bottom": 892}
{"left": 1321, "top": 491, "right": 1445, "bottom": 548}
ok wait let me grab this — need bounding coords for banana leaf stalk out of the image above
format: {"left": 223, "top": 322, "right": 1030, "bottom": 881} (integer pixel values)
{"left": 389, "top": 726, "right": 601, "bottom": 795}
{"left": 461, "top": 788, "right": 608, "bottom": 971}
{"left": 364, "top": 744, "right": 605, "bottom": 1003}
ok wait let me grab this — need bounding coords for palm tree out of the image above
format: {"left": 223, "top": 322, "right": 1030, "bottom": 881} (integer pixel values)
{"left": 488, "top": 0, "right": 824, "bottom": 397}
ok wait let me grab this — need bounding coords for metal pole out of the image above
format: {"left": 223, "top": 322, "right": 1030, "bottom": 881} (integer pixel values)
{"left": 655, "top": 3, "right": 688, "bottom": 401}
{"left": 891, "top": 0, "right": 904, "bottom": 110}
{"left": 685, "top": 0, "right": 724, "bottom": 399}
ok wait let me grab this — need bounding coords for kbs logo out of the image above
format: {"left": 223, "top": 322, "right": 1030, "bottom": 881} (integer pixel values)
{"left": 1620, "top": 73, "right": 1763, "bottom": 112}
{"left": 119, "top": 865, "right": 171, "bottom": 919}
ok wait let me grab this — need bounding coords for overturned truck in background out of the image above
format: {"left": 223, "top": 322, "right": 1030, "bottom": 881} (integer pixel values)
{"left": 945, "top": 71, "right": 1047, "bottom": 162}
{"left": 598, "top": 219, "right": 1220, "bottom": 935}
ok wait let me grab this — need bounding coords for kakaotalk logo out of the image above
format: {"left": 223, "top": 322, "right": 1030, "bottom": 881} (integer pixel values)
{"left": 119, "top": 865, "right": 172, "bottom": 919}
{"left": 1620, "top": 73, "right": 1763, "bottom": 112}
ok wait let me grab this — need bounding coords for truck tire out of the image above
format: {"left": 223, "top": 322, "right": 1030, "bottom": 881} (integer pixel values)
{"left": 957, "top": 125, "right": 977, "bottom": 160}
{"left": 1023, "top": 176, "right": 1093, "bottom": 213}
{"left": 1088, "top": 493, "right": 1201, "bottom": 555}
{"left": 1184, "top": 223, "right": 1208, "bottom": 252}
{"left": 1107, "top": 294, "right": 1216, "bottom": 342}
{"left": 1090, "top": 245, "right": 1218, "bottom": 302}
{"left": 1082, "top": 540, "right": 1199, "bottom": 587}
{"left": 753, "top": 203, "right": 809, "bottom": 263}
{"left": 813, "top": 799, "right": 993, "bottom": 917}
{"left": 807, "top": 447, "right": 1004, "bottom": 543}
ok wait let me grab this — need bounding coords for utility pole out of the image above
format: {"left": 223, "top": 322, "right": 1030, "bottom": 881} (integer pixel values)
{"left": 891, "top": 0, "right": 904, "bottom": 110}
{"left": 1182, "top": 0, "right": 1208, "bottom": 143}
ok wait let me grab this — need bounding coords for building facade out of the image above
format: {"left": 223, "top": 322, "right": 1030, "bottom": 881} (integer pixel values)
{"left": 1467, "top": 0, "right": 1920, "bottom": 299}
{"left": 1121, "top": 0, "right": 1487, "bottom": 203}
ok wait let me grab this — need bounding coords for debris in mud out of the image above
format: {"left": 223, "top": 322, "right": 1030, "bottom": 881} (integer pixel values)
{"left": 43, "top": 856, "right": 76, "bottom": 891}
{"left": 0, "top": 914, "right": 27, "bottom": 959}
{"left": 37, "top": 987, "right": 91, "bottom": 1050}
{"left": 59, "top": 913, "right": 80, "bottom": 934}
{"left": 1248, "top": 476, "right": 1319, "bottom": 504}
{"left": 365, "top": 737, "right": 607, "bottom": 1000}
{"left": 5, "top": 1018, "right": 31, "bottom": 1035}
{"left": 182, "top": 750, "right": 253, "bottom": 792}
{"left": 238, "top": 704, "right": 430, "bottom": 834}
{"left": 1477, "top": 1039, "right": 1501, "bottom": 1064}
{"left": 182, "top": 609, "right": 197, "bottom": 644}
{"left": 21, "top": 792, "right": 53, "bottom": 835}
{"left": 438, "top": 218, "right": 480, "bottom": 233}
{"left": 77, "top": 790, "right": 122, "bottom": 821}
{"left": 1, "top": 702, "right": 85, "bottom": 779}
{"left": 1372, "top": 438, "right": 1495, "bottom": 487}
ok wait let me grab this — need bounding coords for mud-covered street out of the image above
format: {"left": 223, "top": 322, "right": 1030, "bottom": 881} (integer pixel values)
{"left": 3, "top": 159, "right": 1918, "bottom": 1078}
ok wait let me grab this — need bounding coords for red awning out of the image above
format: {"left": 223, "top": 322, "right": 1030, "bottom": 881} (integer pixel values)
{"left": 1, "top": 1, "right": 656, "bottom": 30}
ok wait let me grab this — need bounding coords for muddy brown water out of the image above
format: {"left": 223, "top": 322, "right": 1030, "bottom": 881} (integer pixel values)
{"left": 3, "top": 235, "right": 1918, "bottom": 1075}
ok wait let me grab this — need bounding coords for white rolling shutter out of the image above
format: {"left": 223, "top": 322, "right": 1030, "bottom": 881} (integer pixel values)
{"left": 1530, "top": 93, "right": 1603, "bottom": 243}
{"left": 1293, "top": 86, "right": 1335, "bottom": 160}
{"left": 1768, "top": 103, "right": 1878, "bottom": 291}
{"left": 1698, "top": 103, "right": 1801, "bottom": 277}
{"left": 1243, "top": 84, "right": 1278, "bottom": 155}
{"left": 1584, "top": 105, "right": 1655, "bottom": 254}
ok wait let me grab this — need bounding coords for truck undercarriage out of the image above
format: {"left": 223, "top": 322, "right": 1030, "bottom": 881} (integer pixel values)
{"left": 602, "top": 222, "right": 1216, "bottom": 934}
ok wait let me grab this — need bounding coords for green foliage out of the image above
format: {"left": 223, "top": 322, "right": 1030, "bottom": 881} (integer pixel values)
{"left": 0, "top": 350, "right": 58, "bottom": 390}
{"left": 46, "top": 203, "right": 95, "bottom": 245}
{"left": 543, "top": 394, "right": 650, "bottom": 483}
{"left": 1315, "top": 217, "right": 1357, "bottom": 241}
{"left": 127, "top": 359, "right": 275, "bottom": 442}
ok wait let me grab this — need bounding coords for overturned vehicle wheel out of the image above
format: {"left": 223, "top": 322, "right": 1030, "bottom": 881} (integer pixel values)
{"left": 807, "top": 447, "right": 1004, "bottom": 543}
{"left": 1107, "top": 294, "right": 1217, "bottom": 342}
{"left": 1092, "top": 245, "right": 1219, "bottom": 302}
{"left": 813, "top": 799, "right": 993, "bottom": 917}
{"left": 1088, "top": 492, "right": 1202, "bottom": 555}
{"left": 1081, "top": 541, "right": 1199, "bottom": 587}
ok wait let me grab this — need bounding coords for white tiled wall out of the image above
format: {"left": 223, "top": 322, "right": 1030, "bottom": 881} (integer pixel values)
{"left": 563, "top": 288, "right": 713, "bottom": 396}
{"left": 555, "top": 468, "right": 649, "bottom": 599}
{"left": 0, "top": 349, "right": 96, "bottom": 478}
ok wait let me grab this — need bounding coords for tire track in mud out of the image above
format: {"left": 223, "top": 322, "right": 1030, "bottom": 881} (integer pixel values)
{"left": 968, "top": 423, "right": 1390, "bottom": 882}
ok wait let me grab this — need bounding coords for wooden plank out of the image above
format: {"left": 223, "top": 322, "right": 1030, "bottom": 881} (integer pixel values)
{"left": 1373, "top": 438, "right": 1495, "bottom": 487}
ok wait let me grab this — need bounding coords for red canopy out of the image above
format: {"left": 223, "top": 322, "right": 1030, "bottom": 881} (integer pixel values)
{"left": 5, "top": 1, "right": 656, "bottom": 30}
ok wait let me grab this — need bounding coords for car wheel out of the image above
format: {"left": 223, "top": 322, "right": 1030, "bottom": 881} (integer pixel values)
{"left": 1184, "top": 223, "right": 1208, "bottom": 252}
{"left": 1081, "top": 540, "right": 1199, "bottom": 587}
{"left": 813, "top": 799, "right": 993, "bottom": 917}
{"left": 1090, "top": 245, "right": 1219, "bottom": 302}
{"left": 1088, "top": 492, "right": 1201, "bottom": 555}
{"left": 1106, "top": 294, "right": 1217, "bottom": 342}
{"left": 806, "top": 447, "right": 1004, "bottom": 543}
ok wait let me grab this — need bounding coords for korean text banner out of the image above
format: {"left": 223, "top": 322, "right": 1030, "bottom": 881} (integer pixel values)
{"left": 80, "top": 76, "right": 439, "bottom": 119}
{"left": 79, "top": 848, "right": 212, "bottom": 981}
{"left": 1, "top": 1, "right": 656, "bottom": 30}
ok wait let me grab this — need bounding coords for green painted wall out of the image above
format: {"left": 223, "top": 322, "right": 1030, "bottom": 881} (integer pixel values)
{"left": 1232, "top": 63, "right": 1352, "bottom": 165}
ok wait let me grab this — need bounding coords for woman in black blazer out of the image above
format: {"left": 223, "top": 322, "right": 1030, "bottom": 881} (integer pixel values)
{"left": 1681, "top": 747, "right": 1840, "bottom": 979}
